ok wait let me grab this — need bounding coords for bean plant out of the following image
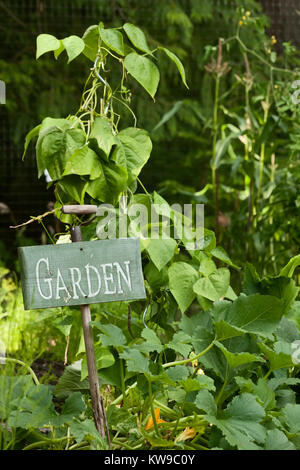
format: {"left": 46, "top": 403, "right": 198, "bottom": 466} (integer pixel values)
{"left": 1, "top": 18, "right": 300, "bottom": 451}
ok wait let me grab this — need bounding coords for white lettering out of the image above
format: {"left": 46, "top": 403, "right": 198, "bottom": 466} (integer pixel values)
{"left": 85, "top": 264, "right": 101, "bottom": 297}
{"left": 56, "top": 268, "right": 71, "bottom": 301}
{"left": 114, "top": 261, "right": 132, "bottom": 293}
{"left": 69, "top": 267, "right": 87, "bottom": 299}
{"left": 101, "top": 263, "right": 117, "bottom": 294}
{"left": 36, "top": 258, "right": 53, "bottom": 300}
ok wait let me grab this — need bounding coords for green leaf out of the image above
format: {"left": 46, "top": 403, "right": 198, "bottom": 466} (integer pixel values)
{"left": 206, "top": 394, "right": 266, "bottom": 450}
{"left": 82, "top": 25, "right": 100, "bottom": 61}
{"left": 195, "top": 390, "right": 217, "bottom": 415}
{"left": 7, "top": 382, "right": 57, "bottom": 429}
{"left": 152, "top": 101, "right": 184, "bottom": 132}
{"left": 53, "top": 314, "right": 73, "bottom": 336}
{"left": 214, "top": 294, "right": 284, "bottom": 339}
{"left": 210, "top": 246, "right": 240, "bottom": 270}
{"left": 215, "top": 341, "right": 264, "bottom": 369}
{"left": 86, "top": 160, "right": 127, "bottom": 205}
{"left": 36, "top": 34, "right": 61, "bottom": 59}
{"left": 22, "top": 124, "right": 41, "bottom": 160}
{"left": 139, "top": 328, "right": 163, "bottom": 353}
{"left": 62, "top": 35, "right": 85, "bottom": 62}
{"left": 146, "top": 239, "right": 177, "bottom": 271}
{"left": 61, "top": 392, "right": 85, "bottom": 418}
{"left": 214, "top": 320, "right": 245, "bottom": 341}
{"left": 282, "top": 404, "right": 300, "bottom": 434}
{"left": 54, "top": 362, "right": 90, "bottom": 398}
{"left": 70, "top": 418, "right": 100, "bottom": 444}
{"left": 199, "top": 257, "right": 217, "bottom": 276}
{"left": 36, "top": 125, "right": 86, "bottom": 179}
{"left": 124, "top": 52, "right": 160, "bottom": 98}
{"left": 123, "top": 23, "right": 152, "bottom": 55}
{"left": 167, "top": 331, "right": 193, "bottom": 357}
{"left": 180, "top": 378, "right": 201, "bottom": 393}
{"left": 54, "top": 40, "right": 65, "bottom": 59}
{"left": 112, "top": 127, "right": 152, "bottom": 186}
{"left": 235, "top": 377, "right": 276, "bottom": 410}
{"left": 165, "top": 365, "right": 190, "bottom": 382}
{"left": 158, "top": 47, "right": 188, "bottom": 88}
{"left": 269, "top": 377, "right": 300, "bottom": 391}
{"left": 89, "top": 116, "right": 118, "bottom": 159}
{"left": 81, "top": 345, "right": 115, "bottom": 380}
{"left": 264, "top": 429, "right": 295, "bottom": 450}
{"left": 99, "top": 27, "right": 124, "bottom": 56}
{"left": 119, "top": 348, "right": 150, "bottom": 374}
{"left": 57, "top": 175, "right": 88, "bottom": 204}
{"left": 280, "top": 255, "right": 300, "bottom": 278}
{"left": 258, "top": 342, "right": 294, "bottom": 372}
{"left": 196, "top": 374, "right": 216, "bottom": 392}
{"left": 193, "top": 268, "right": 230, "bottom": 302}
{"left": 63, "top": 145, "right": 101, "bottom": 180}
{"left": 168, "top": 262, "right": 199, "bottom": 313}
{"left": 93, "top": 323, "right": 127, "bottom": 348}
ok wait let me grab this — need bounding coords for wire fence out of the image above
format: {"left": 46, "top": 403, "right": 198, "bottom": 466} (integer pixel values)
{"left": 0, "top": 0, "right": 300, "bottom": 251}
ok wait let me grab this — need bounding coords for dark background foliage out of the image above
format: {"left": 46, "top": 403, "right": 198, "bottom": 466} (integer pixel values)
{"left": 0, "top": 0, "right": 299, "bottom": 270}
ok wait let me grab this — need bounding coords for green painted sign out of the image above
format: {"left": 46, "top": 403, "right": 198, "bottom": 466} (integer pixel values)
{"left": 19, "top": 238, "right": 146, "bottom": 310}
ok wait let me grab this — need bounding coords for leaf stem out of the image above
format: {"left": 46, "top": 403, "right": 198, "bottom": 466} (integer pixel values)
{"left": 162, "top": 341, "right": 215, "bottom": 369}
{"left": 2, "top": 358, "right": 39, "bottom": 385}
{"left": 147, "top": 377, "right": 160, "bottom": 437}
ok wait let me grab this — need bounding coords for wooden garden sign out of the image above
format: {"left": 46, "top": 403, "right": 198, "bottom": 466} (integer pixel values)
{"left": 18, "top": 205, "right": 146, "bottom": 445}
{"left": 19, "top": 237, "right": 146, "bottom": 310}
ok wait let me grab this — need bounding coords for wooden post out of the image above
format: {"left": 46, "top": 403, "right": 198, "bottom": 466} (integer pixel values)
{"left": 62, "top": 205, "right": 109, "bottom": 446}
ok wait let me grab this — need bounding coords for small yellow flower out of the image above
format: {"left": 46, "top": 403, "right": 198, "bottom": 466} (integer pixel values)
{"left": 145, "top": 408, "right": 166, "bottom": 430}
{"left": 197, "top": 368, "right": 205, "bottom": 375}
{"left": 271, "top": 35, "right": 277, "bottom": 45}
{"left": 175, "top": 427, "right": 197, "bottom": 443}
{"left": 242, "top": 15, "right": 246, "bottom": 21}
{"left": 239, "top": 20, "right": 243, "bottom": 26}
{"left": 246, "top": 11, "right": 251, "bottom": 16}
